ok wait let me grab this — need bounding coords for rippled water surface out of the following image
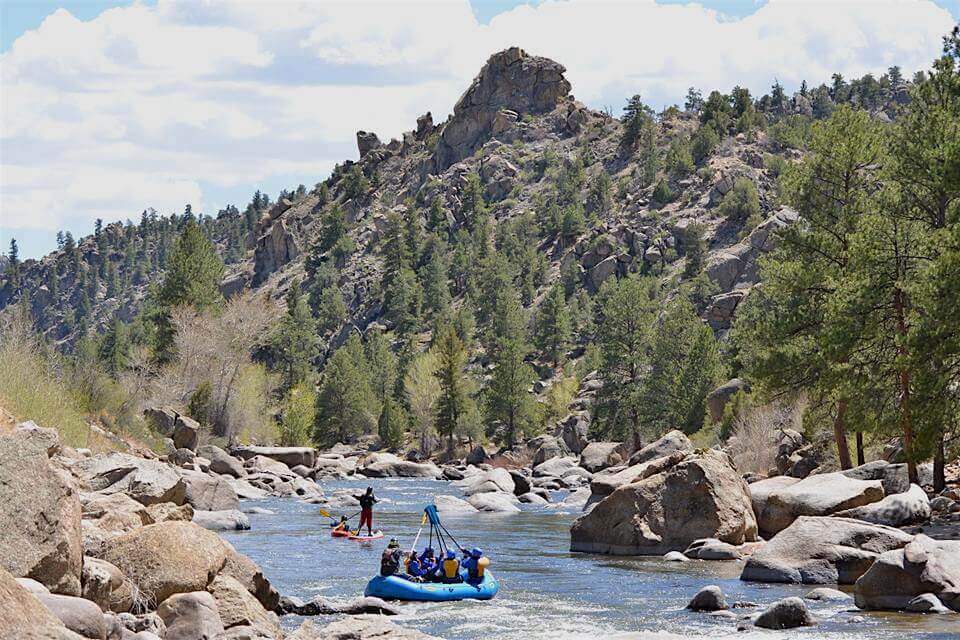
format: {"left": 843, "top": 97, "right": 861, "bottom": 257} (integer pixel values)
{"left": 222, "top": 478, "right": 959, "bottom": 639}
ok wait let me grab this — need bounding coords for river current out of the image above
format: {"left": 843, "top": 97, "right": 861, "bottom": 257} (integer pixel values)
{"left": 222, "top": 477, "right": 959, "bottom": 639}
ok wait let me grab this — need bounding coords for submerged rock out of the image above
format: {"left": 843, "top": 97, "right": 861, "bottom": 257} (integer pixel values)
{"left": 754, "top": 597, "right": 814, "bottom": 629}
{"left": 687, "top": 585, "right": 728, "bottom": 611}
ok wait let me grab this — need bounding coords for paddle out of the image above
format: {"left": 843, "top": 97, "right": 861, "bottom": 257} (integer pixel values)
{"left": 319, "top": 508, "right": 362, "bottom": 525}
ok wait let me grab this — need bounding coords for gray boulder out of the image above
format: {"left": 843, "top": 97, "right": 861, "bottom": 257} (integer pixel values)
{"left": 192, "top": 509, "right": 251, "bottom": 531}
{"left": 803, "top": 587, "right": 851, "bottom": 602}
{"left": 197, "top": 445, "right": 245, "bottom": 478}
{"left": 171, "top": 415, "right": 199, "bottom": 452}
{"left": 754, "top": 597, "right": 814, "bottom": 629}
{"left": 181, "top": 471, "right": 240, "bottom": 512}
{"left": 458, "top": 468, "right": 515, "bottom": 496}
{"left": 686, "top": 585, "right": 727, "bottom": 611}
{"left": 684, "top": 538, "right": 742, "bottom": 560}
{"left": 36, "top": 593, "right": 106, "bottom": 639}
{"left": 232, "top": 446, "right": 316, "bottom": 469}
{"left": 854, "top": 534, "right": 960, "bottom": 611}
{"left": 627, "top": 430, "right": 692, "bottom": 466}
{"left": 508, "top": 470, "right": 530, "bottom": 496}
{"left": 75, "top": 453, "right": 186, "bottom": 506}
{"left": 156, "top": 591, "right": 224, "bottom": 640}
{"left": 531, "top": 436, "right": 566, "bottom": 466}
{"left": 741, "top": 516, "right": 914, "bottom": 584}
{"left": 906, "top": 593, "right": 951, "bottom": 614}
{"left": 834, "top": 483, "right": 930, "bottom": 526}
{"left": 579, "top": 442, "right": 622, "bottom": 473}
{"left": 432, "top": 495, "right": 477, "bottom": 514}
{"left": 359, "top": 453, "right": 441, "bottom": 479}
{"left": 752, "top": 471, "right": 884, "bottom": 536}
{"left": 467, "top": 493, "right": 521, "bottom": 513}
{"left": 590, "top": 450, "right": 687, "bottom": 497}
{"left": 557, "top": 413, "right": 590, "bottom": 454}
{"left": 532, "top": 456, "right": 579, "bottom": 478}
{"left": 0, "top": 427, "right": 83, "bottom": 596}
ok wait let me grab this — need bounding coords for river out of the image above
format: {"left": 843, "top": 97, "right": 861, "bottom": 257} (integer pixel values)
{"left": 222, "top": 477, "right": 959, "bottom": 639}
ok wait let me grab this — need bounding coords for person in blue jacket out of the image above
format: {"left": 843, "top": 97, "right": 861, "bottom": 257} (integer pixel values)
{"left": 420, "top": 547, "right": 437, "bottom": 580}
{"left": 463, "top": 547, "right": 483, "bottom": 581}
{"left": 406, "top": 550, "right": 424, "bottom": 580}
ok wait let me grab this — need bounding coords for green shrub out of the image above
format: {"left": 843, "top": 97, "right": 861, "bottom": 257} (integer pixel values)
{"left": 718, "top": 177, "right": 760, "bottom": 221}
{"left": 279, "top": 383, "right": 316, "bottom": 446}
{"left": 652, "top": 179, "right": 674, "bottom": 206}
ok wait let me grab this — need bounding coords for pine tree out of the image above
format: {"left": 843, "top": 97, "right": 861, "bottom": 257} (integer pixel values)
{"left": 460, "top": 173, "right": 487, "bottom": 229}
{"left": 98, "top": 317, "right": 130, "bottom": 376}
{"left": 434, "top": 323, "right": 470, "bottom": 452}
{"left": 365, "top": 330, "right": 397, "bottom": 404}
{"left": 639, "top": 296, "right": 724, "bottom": 435}
{"left": 155, "top": 219, "right": 224, "bottom": 361}
{"left": 535, "top": 285, "right": 571, "bottom": 366}
{"left": 272, "top": 281, "right": 317, "bottom": 393}
{"left": 316, "top": 285, "right": 347, "bottom": 334}
{"left": 377, "top": 395, "right": 406, "bottom": 450}
{"left": 422, "top": 250, "right": 451, "bottom": 316}
{"left": 594, "top": 275, "right": 660, "bottom": 439}
{"left": 314, "top": 333, "right": 376, "bottom": 445}
{"left": 486, "top": 290, "right": 537, "bottom": 447}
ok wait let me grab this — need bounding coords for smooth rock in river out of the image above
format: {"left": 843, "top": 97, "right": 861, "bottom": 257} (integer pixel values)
{"left": 571, "top": 450, "right": 757, "bottom": 555}
{"left": 360, "top": 452, "right": 441, "bottom": 479}
{"left": 834, "top": 484, "right": 930, "bottom": 527}
{"left": 531, "top": 456, "right": 579, "bottom": 478}
{"left": 518, "top": 492, "right": 549, "bottom": 505}
{"left": 752, "top": 471, "right": 884, "bottom": 536}
{"left": 433, "top": 494, "right": 478, "bottom": 514}
{"left": 905, "top": 593, "right": 951, "bottom": 614}
{"left": 232, "top": 446, "right": 316, "bottom": 469}
{"left": 754, "top": 597, "right": 814, "bottom": 629}
{"left": 157, "top": 591, "right": 224, "bottom": 640}
{"left": 192, "top": 509, "right": 251, "bottom": 531}
{"left": 664, "top": 551, "right": 689, "bottom": 563}
{"left": 197, "top": 445, "right": 246, "bottom": 478}
{"left": 98, "top": 521, "right": 229, "bottom": 605}
{"left": 741, "top": 516, "right": 913, "bottom": 584}
{"left": 290, "top": 616, "right": 441, "bottom": 639}
{"left": 458, "top": 468, "right": 515, "bottom": 496}
{"left": 0, "top": 428, "right": 83, "bottom": 595}
{"left": 468, "top": 492, "right": 521, "bottom": 513}
{"left": 578, "top": 442, "right": 622, "bottom": 473}
{"left": 854, "top": 534, "right": 960, "bottom": 612}
{"left": 684, "top": 538, "right": 742, "bottom": 560}
{"left": 687, "top": 585, "right": 728, "bottom": 611}
{"left": 804, "top": 587, "right": 851, "bottom": 602}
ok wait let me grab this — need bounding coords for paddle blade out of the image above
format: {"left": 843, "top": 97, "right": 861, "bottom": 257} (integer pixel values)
{"left": 318, "top": 508, "right": 331, "bottom": 518}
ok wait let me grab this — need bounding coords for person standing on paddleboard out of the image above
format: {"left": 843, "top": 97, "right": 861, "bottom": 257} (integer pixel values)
{"left": 354, "top": 486, "right": 378, "bottom": 535}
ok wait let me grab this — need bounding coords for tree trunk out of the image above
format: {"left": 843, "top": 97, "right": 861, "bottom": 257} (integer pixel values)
{"left": 834, "top": 399, "right": 853, "bottom": 470}
{"left": 933, "top": 427, "right": 946, "bottom": 492}
{"left": 856, "top": 431, "right": 865, "bottom": 466}
{"left": 894, "top": 289, "right": 918, "bottom": 485}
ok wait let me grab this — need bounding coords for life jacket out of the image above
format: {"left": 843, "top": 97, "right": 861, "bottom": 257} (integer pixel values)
{"left": 442, "top": 558, "right": 460, "bottom": 579}
{"left": 477, "top": 556, "right": 489, "bottom": 578}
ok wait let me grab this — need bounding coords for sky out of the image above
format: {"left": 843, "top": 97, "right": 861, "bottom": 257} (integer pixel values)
{"left": 1, "top": 1, "right": 958, "bottom": 260}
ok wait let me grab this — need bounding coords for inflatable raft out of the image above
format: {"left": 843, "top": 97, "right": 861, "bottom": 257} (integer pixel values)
{"left": 364, "top": 572, "right": 499, "bottom": 602}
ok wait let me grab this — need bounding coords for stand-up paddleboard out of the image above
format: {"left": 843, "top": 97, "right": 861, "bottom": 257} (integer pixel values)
{"left": 348, "top": 530, "right": 384, "bottom": 541}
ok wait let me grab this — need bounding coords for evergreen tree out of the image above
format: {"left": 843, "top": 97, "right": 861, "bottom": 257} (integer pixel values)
{"left": 279, "top": 383, "right": 316, "bottom": 446}
{"left": 622, "top": 94, "right": 654, "bottom": 148}
{"left": 639, "top": 296, "right": 724, "bottom": 435}
{"left": 684, "top": 87, "right": 704, "bottom": 113}
{"left": 434, "top": 323, "right": 470, "bottom": 451}
{"left": 155, "top": 219, "right": 225, "bottom": 361}
{"left": 594, "top": 275, "right": 660, "bottom": 439}
{"left": 485, "top": 289, "right": 537, "bottom": 447}
{"left": 535, "top": 285, "right": 571, "bottom": 366}
{"left": 365, "top": 330, "right": 397, "bottom": 404}
{"left": 422, "top": 250, "right": 451, "bottom": 316}
{"left": 316, "top": 285, "right": 347, "bottom": 334}
{"left": 459, "top": 173, "right": 487, "bottom": 229}
{"left": 272, "top": 282, "right": 317, "bottom": 393}
{"left": 314, "top": 333, "right": 376, "bottom": 445}
{"left": 377, "top": 395, "right": 406, "bottom": 449}
{"left": 98, "top": 317, "right": 131, "bottom": 376}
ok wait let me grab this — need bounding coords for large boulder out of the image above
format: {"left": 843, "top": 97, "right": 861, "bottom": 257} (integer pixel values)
{"left": 207, "top": 574, "right": 281, "bottom": 638}
{"left": 0, "top": 566, "right": 82, "bottom": 639}
{"left": 75, "top": 453, "right": 186, "bottom": 506}
{"left": 219, "top": 551, "right": 280, "bottom": 613}
{"left": 97, "top": 521, "right": 230, "bottom": 605}
{"left": 747, "top": 476, "right": 800, "bottom": 520}
{"left": 0, "top": 428, "right": 82, "bottom": 595}
{"left": 457, "top": 468, "right": 515, "bottom": 496}
{"left": 706, "top": 379, "right": 750, "bottom": 423}
{"left": 181, "top": 470, "right": 241, "bottom": 512}
{"left": 433, "top": 495, "right": 478, "bottom": 515}
{"left": 570, "top": 450, "right": 757, "bottom": 555}
{"left": 557, "top": 413, "right": 590, "bottom": 454}
{"left": 157, "top": 591, "right": 224, "bottom": 640}
{"left": 359, "top": 453, "right": 441, "bottom": 479}
{"left": 579, "top": 442, "right": 622, "bottom": 473}
{"left": 143, "top": 407, "right": 178, "bottom": 436}
{"left": 197, "top": 445, "right": 245, "bottom": 478}
{"left": 36, "top": 593, "right": 107, "bottom": 639}
{"left": 192, "top": 509, "right": 251, "bottom": 531}
{"left": 686, "top": 585, "right": 727, "bottom": 611}
{"left": 854, "top": 534, "right": 960, "bottom": 611}
{"left": 232, "top": 446, "right": 316, "bottom": 469}
{"left": 292, "top": 616, "right": 441, "bottom": 640}
{"left": 530, "top": 436, "right": 566, "bottom": 466}
{"left": 834, "top": 484, "right": 930, "bottom": 527}
{"left": 752, "top": 471, "right": 884, "bottom": 536}
{"left": 532, "top": 456, "right": 579, "bottom": 478}
{"left": 171, "top": 415, "right": 199, "bottom": 452}
{"left": 434, "top": 47, "right": 570, "bottom": 170}
{"left": 842, "top": 460, "right": 934, "bottom": 496}
{"left": 467, "top": 492, "right": 521, "bottom": 513}
{"left": 627, "top": 430, "right": 692, "bottom": 466}
{"left": 81, "top": 557, "right": 134, "bottom": 613}
{"left": 590, "top": 450, "right": 687, "bottom": 497}
{"left": 741, "top": 516, "right": 914, "bottom": 584}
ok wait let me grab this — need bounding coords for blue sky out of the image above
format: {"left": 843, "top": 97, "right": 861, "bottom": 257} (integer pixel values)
{"left": 2, "top": 0, "right": 959, "bottom": 259}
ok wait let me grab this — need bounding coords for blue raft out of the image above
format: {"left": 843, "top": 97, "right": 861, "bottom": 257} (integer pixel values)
{"left": 364, "top": 572, "right": 499, "bottom": 602}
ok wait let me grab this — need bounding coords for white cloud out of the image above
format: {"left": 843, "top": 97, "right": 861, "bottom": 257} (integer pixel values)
{"left": 1, "top": 0, "right": 955, "bottom": 254}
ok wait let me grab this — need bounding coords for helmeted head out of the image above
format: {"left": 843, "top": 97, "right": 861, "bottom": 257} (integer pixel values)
{"left": 365, "top": 486, "right": 373, "bottom": 495}
{"left": 388, "top": 538, "right": 399, "bottom": 549}
{"left": 410, "top": 550, "right": 418, "bottom": 560}
{"left": 471, "top": 547, "right": 483, "bottom": 558}
{"left": 445, "top": 550, "right": 456, "bottom": 560}
{"left": 424, "top": 547, "right": 434, "bottom": 557}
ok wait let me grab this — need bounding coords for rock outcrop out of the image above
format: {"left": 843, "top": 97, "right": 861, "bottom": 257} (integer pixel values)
{"left": 435, "top": 47, "right": 571, "bottom": 170}
{"left": 0, "top": 566, "right": 83, "bottom": 639}
{"left": 75, "top": 453, "right": 186, "bottom": 506}
{"left": 0, "top": 427, "right": 83, "bottom": 596}
{"left": 570, "top": 450, "right": 757, "bottom": 555}
{"left": 741, "top": 516, "right": 913, "bottom": 584}
{"left": 834, "top": 483, "right": 931, "bottom": 527}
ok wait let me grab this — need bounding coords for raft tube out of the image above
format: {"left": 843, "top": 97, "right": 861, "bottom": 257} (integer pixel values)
{"left": 364, "top": 572, "right": 499, "bottom": 602}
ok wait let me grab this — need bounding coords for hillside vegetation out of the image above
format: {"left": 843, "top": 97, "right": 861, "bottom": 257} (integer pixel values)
{"left": 2, "top": 30, "right": 959, "bottom": 486}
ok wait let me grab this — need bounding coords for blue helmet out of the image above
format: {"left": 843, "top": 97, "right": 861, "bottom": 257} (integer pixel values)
{"left": 424, "top": 547, "right": 434, "bottom": 555}
{"left": 471, "top": 547, "right": 483, "bottom": 558}
{"left": 445, "top": 549, "right": 456, "bottom": 559}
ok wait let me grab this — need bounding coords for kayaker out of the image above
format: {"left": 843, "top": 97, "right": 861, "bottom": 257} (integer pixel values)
{"left": 380, "top": 539, "right": 402, "bottom": 576}
{"left": 330, "top": 515, "right": 349, "bottom": 533}
{"left": 440, "top": 549, "right": 462, "bottom": 583}
{"left": 354, "top": 487, "right": 378, "bottom": 536}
